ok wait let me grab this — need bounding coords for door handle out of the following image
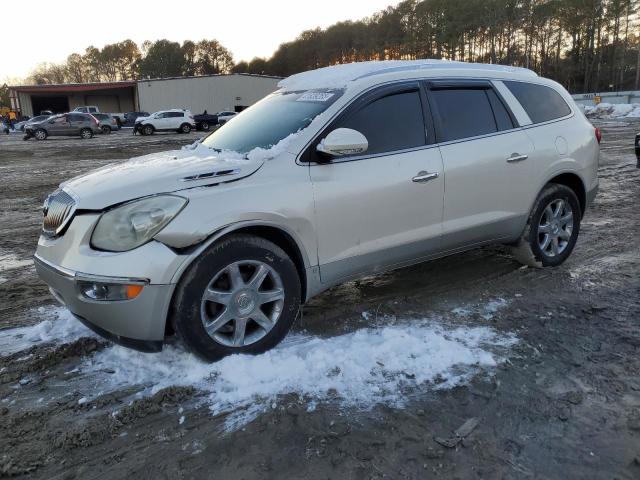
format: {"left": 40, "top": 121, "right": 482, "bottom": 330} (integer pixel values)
{"left": 507, "top": 153, "right": 528, "bottom": 163}
{"left": 412, "top": 171, "right": 439, "bottom": 183}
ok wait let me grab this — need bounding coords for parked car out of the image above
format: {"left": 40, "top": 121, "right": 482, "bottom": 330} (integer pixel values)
{"left": 133, "top": 109, "right": 196, "bottom": 135}
{"left": 123, "top": 112, "right": 150, "bottom": 127}
{"left": 15, "top": 115, "right": 52, "bottom": 132}
{"left": 73, "top": 106, "right": 100, "bottom": 114}
{"left": 216, "top": 110, "right": 237, "bottom": 124}
{"left": 24, "top": 113, "right": 101, "bottom": 140}
{"left": 34, "top": 60, "right": 599, "bottom": 361}
{"left": 73, "top": 107, "right": 125, "bottom": 127}
{"left": 93, "top": 113, "right": 119, "bottom": 134}
{"left": 193, "top": 112, "right": 218, "bottom": 131}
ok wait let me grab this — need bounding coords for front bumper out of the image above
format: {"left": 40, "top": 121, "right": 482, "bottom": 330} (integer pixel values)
{"left": 34, "top": 213, "right": 191, "bottom": 351}
{"left": 34, "top": 254, "right": 172, "bottom": 352}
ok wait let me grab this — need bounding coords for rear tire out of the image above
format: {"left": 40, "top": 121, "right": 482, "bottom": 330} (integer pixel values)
{"left": 80, "top": 128, "right": 93, "bottom": 139}
{"left": 511, "top": 184, "right": 581, "bottom": 267}
{"left": 170, "top": 234, "right": 301, "bottom": 362}
{"left": 200, "top": 121, "right": 210, "bottom": 131}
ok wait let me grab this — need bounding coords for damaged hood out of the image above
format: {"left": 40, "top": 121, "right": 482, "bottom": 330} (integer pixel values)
{"left": 60, "top": 147, "right": 263, "bottom": 210}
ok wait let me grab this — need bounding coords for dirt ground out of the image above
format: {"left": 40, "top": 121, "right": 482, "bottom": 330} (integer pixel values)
{"left": 0, "top": 124, "right": 639, "bottom": 479}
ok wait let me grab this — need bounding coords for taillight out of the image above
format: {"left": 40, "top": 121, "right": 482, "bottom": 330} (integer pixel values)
{"left": 595, "top": 127, "right": 602, "bottom": 144}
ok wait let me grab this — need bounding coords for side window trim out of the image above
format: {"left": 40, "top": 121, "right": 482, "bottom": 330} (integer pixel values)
{"left": 302, "top": 81, "right": 435, "bottom": 164}
{"left": 424, "top": 80, "right": 519, "bottom": 144}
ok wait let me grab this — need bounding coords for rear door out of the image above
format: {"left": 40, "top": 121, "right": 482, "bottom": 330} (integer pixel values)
{"left": 169, "top": 112, "right": 185, "bottom": 129}
{"left": 67, "top": 114, "right": 86, "bottom": 135}
{"left": 308, "top": 82, "right": 445, "bottom": 283}
{"left": 427, "top": 80, "right": 534, "bottom": 249}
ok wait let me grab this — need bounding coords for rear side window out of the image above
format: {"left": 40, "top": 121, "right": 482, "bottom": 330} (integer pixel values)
{"left": 431, "top": 88, "right": 513, "bottom": 141}
{"left": 504, "top": 81, "right": 571, "bottom": 123}
{"left": 169, "top": 112, "right": 184, "bottom": 118}
{"left": 336, "top": 89, "right": 426, "bottom": 155}
{"left": 68, "top": 114, "right": 85, "bottom": 122}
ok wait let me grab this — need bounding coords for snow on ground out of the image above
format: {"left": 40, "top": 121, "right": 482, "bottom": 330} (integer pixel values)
{"left": 0, "top": 307, "right": 93, "bottom": 355}
{"left": 1, "top": 298, "right": 517, "bottom": 431}
{"left": 582, "top": 102, "right": 640, "bottom": 119}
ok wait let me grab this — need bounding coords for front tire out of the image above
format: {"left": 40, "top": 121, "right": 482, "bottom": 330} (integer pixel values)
{"left": 200, "top": 121, "right": 210, "bottom": 131}
{"left": 34, "top": 129, "right": 47, "bottom": 141}
{"left": 170, "top": 234, "right": 301, "bottom": 362}
{"left": 179, "top": 123, "right": 192, "bottom": 134}
{"left": 142, "top": 124, "right": 154, "bottom": 136}
{"left": 101, "top": 125, "right": 111, "bottom": 135}
{"left": 512, "top": 184, "right": 581, "bottom": 267}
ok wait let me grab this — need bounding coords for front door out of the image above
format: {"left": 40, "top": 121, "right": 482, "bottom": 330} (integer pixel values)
{"left": 308, "top": 83, "right": 444, "bottom": 284}
{"left": 47, "top": 115, "right": 70, "bottom": 136}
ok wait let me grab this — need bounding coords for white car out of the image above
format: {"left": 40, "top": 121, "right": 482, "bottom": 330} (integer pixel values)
{"left": 34, "top": 60, "right": 599, "bottom": 361}
{"left": 216, "top": 111, "right": 237, "bottom": 124}
{"left": 134, "top": 109, "right": 196, "bottom": 135}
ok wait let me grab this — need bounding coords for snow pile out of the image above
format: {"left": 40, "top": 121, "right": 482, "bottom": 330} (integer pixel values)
{"left": 0, "top": 307, "right": 93, "bottom": 356}
{"left": 583, "top": 102, "right": 640, "bottom": 119}
{"left": 81, "top": 304, "right": 516, "bottom": 430}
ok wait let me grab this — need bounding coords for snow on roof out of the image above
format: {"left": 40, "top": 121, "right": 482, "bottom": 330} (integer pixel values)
{"left": 278, "top": 60, "right": 537, "bottom": 91}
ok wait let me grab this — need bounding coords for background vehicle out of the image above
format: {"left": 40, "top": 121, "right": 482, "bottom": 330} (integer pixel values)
{"left": 123, "top": 111, "right": 150, "bottom": 127}
{"left": 74, "top": 106, "right": 125, "bottom": 127}
{"left": 73, "top": 106, "right": 100, "bottom": 114}
{"left": 193, "top": 112, "right": 218, "bottom": 131}
{"left": 24, "top": 113, "right": 101, "bottom": 140}
{"left": 15, "top": 115, "right": 52, "bottom": 132}
{"left": 93, "top": 113, "right": 119, "bottom": 134}
{"left": 134, "top": 109, "right": 196, "bottom": 135}
{"left": 216, "top": 110, "right": 236, "bottom": 124}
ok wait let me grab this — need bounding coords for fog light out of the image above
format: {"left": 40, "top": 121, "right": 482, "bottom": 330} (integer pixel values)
{"left": 78, "top": 281, "right": 144, "bottom": 301}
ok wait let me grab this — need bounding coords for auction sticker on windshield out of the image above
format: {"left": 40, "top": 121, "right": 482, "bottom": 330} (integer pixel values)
{"left": 297, "top": 92, "right": 335, "bottom": 102}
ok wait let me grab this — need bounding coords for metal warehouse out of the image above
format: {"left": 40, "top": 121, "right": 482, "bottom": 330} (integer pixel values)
{"left": 9, "top": 74, "right": 281, "bottom": 117}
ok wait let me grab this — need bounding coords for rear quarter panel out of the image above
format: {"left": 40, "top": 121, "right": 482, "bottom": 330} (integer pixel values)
{"left": 522, "top": 113, "right": 599, "bottom": 213}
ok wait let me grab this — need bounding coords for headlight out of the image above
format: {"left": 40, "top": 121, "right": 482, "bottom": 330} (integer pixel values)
{"left": 91, "top": 195, "right": 187, "bottom": 252}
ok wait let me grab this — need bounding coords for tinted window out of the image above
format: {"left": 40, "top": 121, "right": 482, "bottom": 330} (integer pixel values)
{"left": 432, "top": 89, "right": 498, "bottom": 141}
{"left": 337, "top": 89, "right": 426, "bottom": 155}
{"left": 504, "top": 81, "right": 571, "bottom": 123}
{"left": 169, "top": 112, "right": 184, "bottom": 118}
{"left": 68, "top": 114, "right": 85, "bottom": 122}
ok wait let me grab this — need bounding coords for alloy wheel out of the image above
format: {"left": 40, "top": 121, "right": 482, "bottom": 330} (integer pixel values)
{"left": 537, "top": 198, "right": 574, "bottom": 257}
{"left": 200, "top": 260, "right": 285, "bottom": 347}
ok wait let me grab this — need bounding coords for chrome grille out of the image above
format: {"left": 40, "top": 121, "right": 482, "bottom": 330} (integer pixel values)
{"left": 42, "top": 189, "right": 76, "bottom": 236}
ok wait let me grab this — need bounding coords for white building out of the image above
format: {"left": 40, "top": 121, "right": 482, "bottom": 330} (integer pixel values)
{"left": 9, "top": 73, "right": 281, "bottom": 117}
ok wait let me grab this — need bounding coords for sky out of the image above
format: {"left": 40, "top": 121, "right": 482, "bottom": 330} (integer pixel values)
{"left": 0, "top": 0, "right": 399, "bottom": 81}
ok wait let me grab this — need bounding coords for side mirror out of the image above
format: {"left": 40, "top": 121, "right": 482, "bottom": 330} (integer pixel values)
{"left": 316, "top": 128, "right": 368, "bottom": 157}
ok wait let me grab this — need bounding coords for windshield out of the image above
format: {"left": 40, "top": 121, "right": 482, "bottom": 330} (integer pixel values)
{"left": 202, "top": 89, "right": 342, "bottom": 153}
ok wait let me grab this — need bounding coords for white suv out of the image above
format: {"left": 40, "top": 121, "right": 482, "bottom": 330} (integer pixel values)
{"left": 34, "top": 60, "right": 599, "bottom": 361}
{"left": 134, "top": 109, "right": 196, "bottom": 135}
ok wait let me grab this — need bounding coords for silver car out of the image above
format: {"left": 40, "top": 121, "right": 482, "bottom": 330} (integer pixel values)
{"left": 34, "top": 60, "right": 599, "bottom": 361}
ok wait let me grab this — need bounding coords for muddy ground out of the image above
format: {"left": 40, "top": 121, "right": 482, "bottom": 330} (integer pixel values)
{"left": 0, "top": 124, "right": 639, "bottom": 479}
